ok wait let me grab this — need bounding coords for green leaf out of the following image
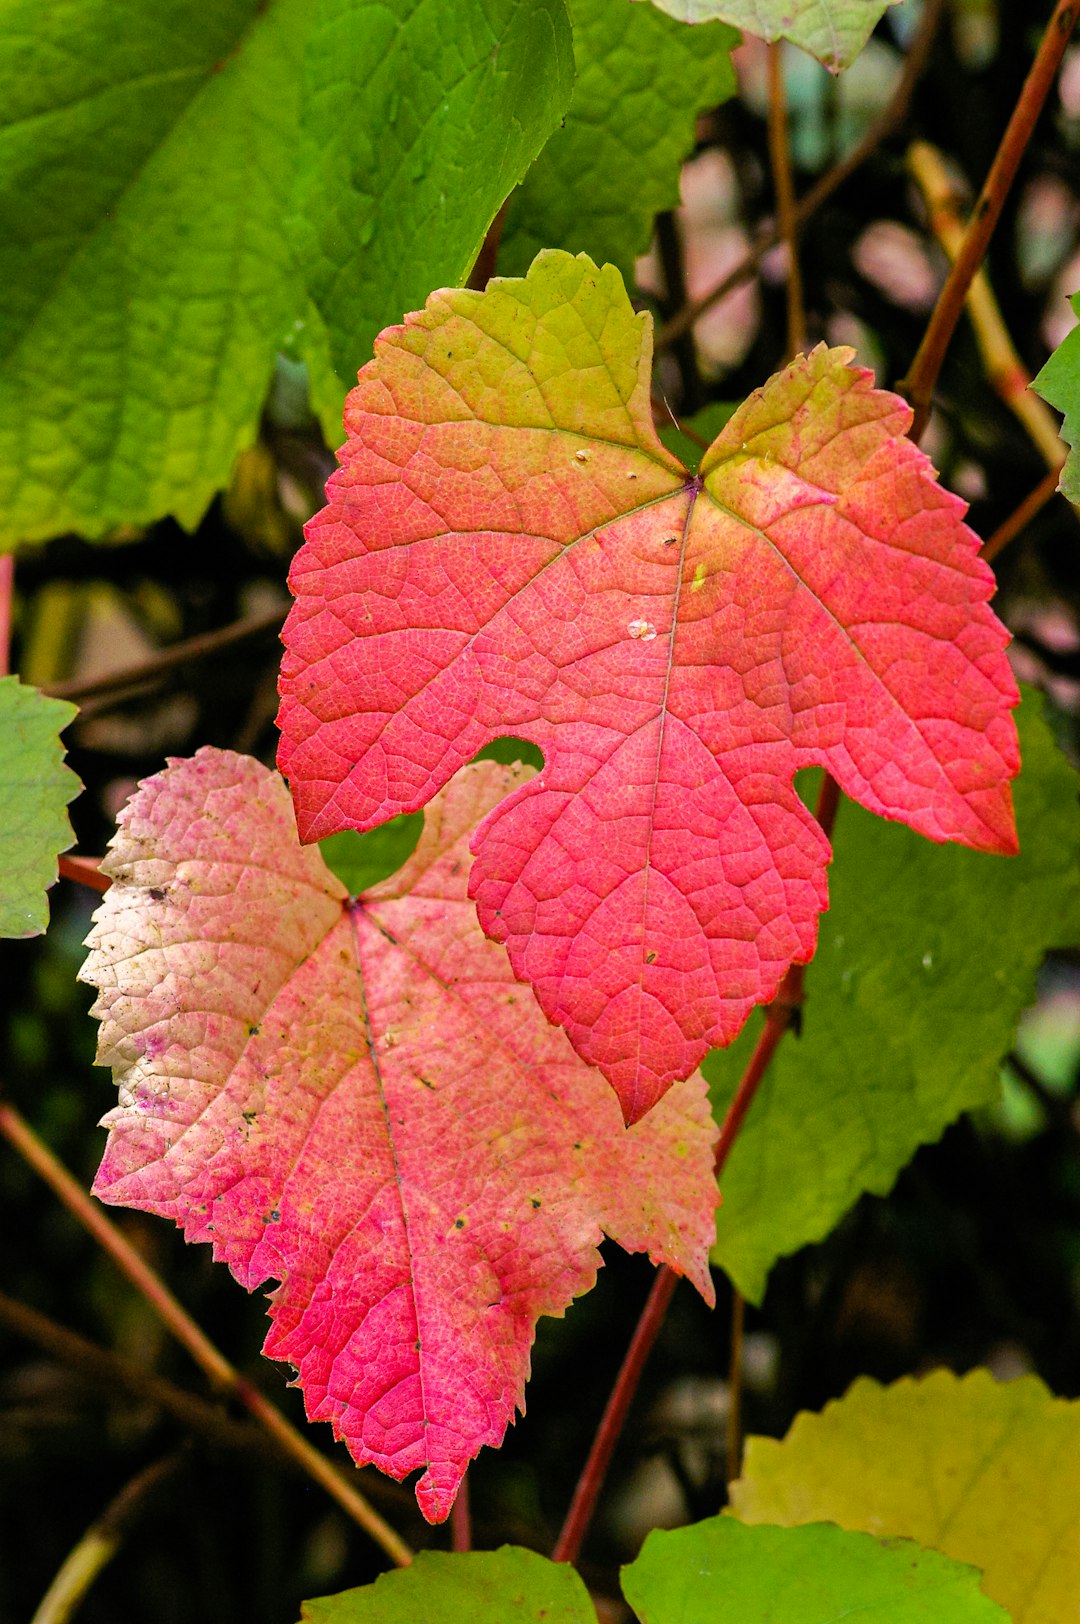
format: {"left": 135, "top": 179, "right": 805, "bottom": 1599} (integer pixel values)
{"left": 294, "top": 0, "right": 576, "bottom": 434}
{"left": 0, "top": 677, "right": 79, "bottom": 937}
{"left": 301, "top": 1547, "right": 598, "bottom": 1623}
{"left": 622, "top": 1516, "right": 1008, "bottom": 1622}
{"left": 1032, "top": 294, "right": 1080, "bottom": 503}
{"left": 500, "top": 0, "right": 737, "bottom": 282}
{"left": 642, "top": 0, "right": 899, "bottom": 72}
{"left": 319, "top": 814, "right": 424, "bottom": 896}
{"left": 708, "top": 688, "right": 1080, "bottom": 1302}
{"left": 0, "top": 0, "right": 573, "bottom": 548}
{"left": 731, "top": 1368, "right": 1080, "bottom": 1624}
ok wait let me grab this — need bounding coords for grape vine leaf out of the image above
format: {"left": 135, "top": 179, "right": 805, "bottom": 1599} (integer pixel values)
{"left": 278, "top": 249, "right": 1020, "bottom": 1127}
{"left": 0, "top": 677, "right": 79, "bottom": 937}
{"left": 1032, "top": 293, "right": 1080, "bottom": 503}
{"left": 303, "top": 1546, "right": 598, "bottom": 1623}
{"left": 299, "top": 1527, "right": 1006, "bottom": 1624}
{"left": 622, "top": 1517, "right": 1008, "bottom": 1623}
{"left": 80, "top": 749, "right": 716, "bottom": 1522}
{"left": 708, "top": 689, "right": 1080, "bottom": 1302}
{"left": 731, "top": 1369, "right": 1080, "bottom": 1624}
{"left": 0, "top": 0, "right": 572, "bottom": 547}
{"left": 639, "top": 0, "right": 898, "bottom": 72}
{"left": 500, "top": 0, "right": 738, "bottom": 282}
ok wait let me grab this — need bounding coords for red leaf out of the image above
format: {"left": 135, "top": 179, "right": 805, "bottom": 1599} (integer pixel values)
{"left": 80, "top": 749, "right": 717, "bottom": 1522}
{"left": 277, "top": 251, "right": 1019, "bottom": 1124}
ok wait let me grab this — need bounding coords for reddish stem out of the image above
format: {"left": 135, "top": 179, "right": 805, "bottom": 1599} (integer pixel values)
{"left": 552, "top": 776, "right": 841, "bottom": 1566}
{"left": 982, "top": 465, "right": 1065, "bottom": 563}
{"left": 450, "top": 1469, "right": 472, "bottom": 1552}
{"left": 0, "top": 553, "right": 12, "bottom": 677}
{"left": 551, "top": 1266, "right": 678, "bottom": 1565}
{"left": 766, "top": 41, "right": 805, "bottom": 360}
{"left": 58, "top": 854, "right": 110, "bottom": 894}
{"left": 900, "top": 0, "right": 1078, "bottom": 440}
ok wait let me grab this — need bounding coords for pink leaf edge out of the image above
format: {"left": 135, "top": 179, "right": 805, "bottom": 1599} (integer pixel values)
{"left": 80, "top": 748, "right": 718, "bottom": 1521}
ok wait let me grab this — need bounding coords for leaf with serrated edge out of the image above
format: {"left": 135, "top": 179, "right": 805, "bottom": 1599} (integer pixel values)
{"left": 0, "top": 0, "right": 572, "bottom": 546}
{"left": 731, "top": 1369, "right": 1080, "bottom": 1624}
{"left": 622, "top": 1517, "right": 1008, "bottom": 1623}
{"left": 708, "top": 689, "right": 1080, "bottom": 1302}
{"left": 1032, "top": 292, "right": 1080, "bottom": 503}
{"left": 302, "top": 1546, "right": 598, "bottom": 1623}
{"left": 500, "top": 0, "right": 737, "bottom": 281}
{"left": 0, "top": 677, "right": 79, "bottom": 937}
{"left": 278, "top": 250, "right": 1019, "bottom": 1125}
{"left": 80, "top": 750, "right": 716, "bottom": 1523}
{"left": 639, "top": 0, "right": 899, "bottom": 72}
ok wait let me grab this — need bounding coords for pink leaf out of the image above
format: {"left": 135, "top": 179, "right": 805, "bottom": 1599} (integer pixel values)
{"left": 277, "top": 250, "right": 1019, "bottom": 1124}
{"left": 80, "top": 748, "right": 717, "bottom": 1522}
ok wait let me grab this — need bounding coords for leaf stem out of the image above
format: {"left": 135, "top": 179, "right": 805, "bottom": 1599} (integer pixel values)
{"left": 907, "top": 139, "right": 1074, "bottom": 479}
{"left": 0, "top": 1101, "right": 414, "bottom": 1569}
{"left": 982, "top": 467, "right": 1065, "bottom": 562}
{"left": 57, "top": 854, "right": 110, "bottom": 893}
{"left": 766, "top": 42, "right": 805, "bottom": 359}
{"left": 656, "top": 0, "right": 945, "bottom": 353}
{"left": 44, "top": 603, "right": 285, "bottom": 705}
{"left": 0, "top": 553, "right": 13, "bottom": 676}
{"left": 450, "top": 1469, "right": 472, "bottom": 1552}
{"left": 551, "top": 774, "right": 841, "bottom": 1566}
{"left": 31, "top": 1450, "right": 186, "bottom": 1624}
{"left": 899, "top": 0, "right": 1079, "bottom": 441}
{"left": 0, "top": 1289, "right": 271, "bottom": 1459}
{"left": 550, "top": 1266, "right": 679, "bottom": 1565}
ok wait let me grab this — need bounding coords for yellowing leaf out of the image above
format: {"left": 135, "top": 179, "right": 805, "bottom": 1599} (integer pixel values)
{"left": 731, "top": 1369, "right": 1080, "bottom": 1624}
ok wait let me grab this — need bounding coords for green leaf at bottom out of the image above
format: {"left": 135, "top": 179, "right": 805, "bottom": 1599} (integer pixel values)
{"left": 622, "top": 1516, "right": 1007, "bottom": 1623}
{"left": 301, "top": 1547, "right": 598, "bottom": 1623}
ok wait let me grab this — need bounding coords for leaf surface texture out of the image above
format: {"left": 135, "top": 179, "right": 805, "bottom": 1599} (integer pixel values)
{"left": 0, "top": 677, "right": 78, "bottom": 937}
{"left": 278, "top": 250, "right": 1020, "bottom": 1123}
{"left": 80, "top": 750, "right": 716, "bottom": 1521}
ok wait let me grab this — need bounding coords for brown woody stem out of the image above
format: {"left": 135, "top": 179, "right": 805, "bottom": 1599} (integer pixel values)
{"left": 45, "top": 604, "right": 285, "bottom": 705}
{"left": 982, "top": 467, "right": 1065, "bottom": 562}
{"left": 899, "top": 0, "right": 1079, "bottom": 441}
{"left": 0, "top": 1101, "right": 413, "bottom": 1568}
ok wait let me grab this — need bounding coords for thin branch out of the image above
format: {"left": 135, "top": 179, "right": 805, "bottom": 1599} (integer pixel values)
{"left": 982, "top": 467, "right": 1065, "bottom": 563}
{"left": 31, "top": 1451, "right": 186, "bottom": 1624}
{"left": 0, "top": 1101, "right": 413, "bottom": 1569}
{"left": 899, "top": 0, "right": 1079, "bottom": 440}
{"left": 656, "top": 0, "right": 945, "bottom": 353}
{"left": 908, "top": 139, "right": 1075, "bottom": 478}
{"left": 766, "top": 43, "right": 805, "bottom": 359}
{"left": 551, "top": 775, "right": 841, "bottom": 1567}
{"left": 0, "top": 553, "right": 13, "bottom": 676}
{"left": 551, "top": 1266, "right": 679, "bottom": 1566}
{"left": 0, "top": 1290, "right": 270, "bottom": 1460}
{"left": 450, "top": 1469, "right": 472, "bottom": 1552}
{"left": 44, "top": 604, "right": 286, "bottom": 705}
{"left": 467, "top": 201, "right": 509, "bottom": 291}
{"left": 57, "top": 855, "right": 109, "bottom": 894}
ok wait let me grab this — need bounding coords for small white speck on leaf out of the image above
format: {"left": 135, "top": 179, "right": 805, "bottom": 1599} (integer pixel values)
{"left": 628, "top": 619, "right": 657, "bottom": 641}
{"left": 574, "top": 449, "right": 589, "bottom": 463}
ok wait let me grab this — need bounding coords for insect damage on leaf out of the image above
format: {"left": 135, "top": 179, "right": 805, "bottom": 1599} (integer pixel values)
{"left": 80, "top": 749, "right": 717, "bottom": 1523}
{"left": 277, "top": 249, "right": 1020, "bottom": 1127}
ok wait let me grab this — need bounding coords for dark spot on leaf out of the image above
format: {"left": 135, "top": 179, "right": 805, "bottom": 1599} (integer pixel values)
{"left": 455, "top": 1217, "right": 465, "bottom": 1229}
{"left": 149, "top": 887, "right": 165, "bottom": 901}
{"left": 645, "top": 950, "right": 657, "bottom": 963}
{"left": 248, "top": 1024, "right": 260, "bottom": 1037}
{"left": 450, "top": 860, "right": 461, "bottom": 874}
{"left": 530, "top": 1198, "right": 541, "bottom": 1209}
{"left": 419, "top": 1076, "right": 435, "bottom": 1089}
{"left": 663, "top": 536, "right": 678, "bottom": 546}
